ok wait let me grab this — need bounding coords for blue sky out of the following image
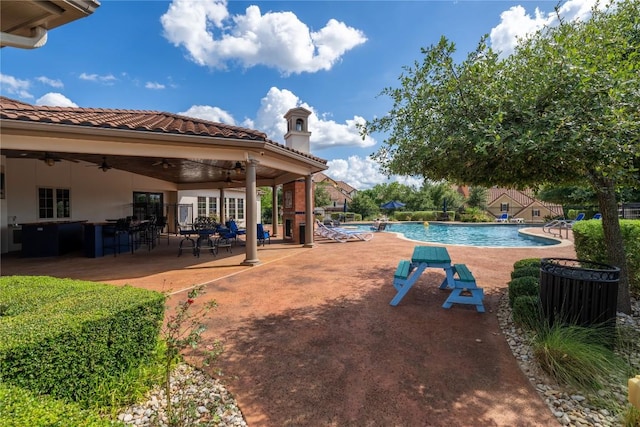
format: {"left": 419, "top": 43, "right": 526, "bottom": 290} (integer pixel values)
{"left": 1, "top": 0, "right": 600, "bottom": 189}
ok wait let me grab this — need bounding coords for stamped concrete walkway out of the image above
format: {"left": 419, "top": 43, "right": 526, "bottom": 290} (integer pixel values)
{"left": 1, "top": 225, "right": 575, "bottom": 426}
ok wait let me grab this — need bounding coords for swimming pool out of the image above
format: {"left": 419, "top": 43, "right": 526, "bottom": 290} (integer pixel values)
{"left": 354, "top": 222, "right": 558, "bottom": 247}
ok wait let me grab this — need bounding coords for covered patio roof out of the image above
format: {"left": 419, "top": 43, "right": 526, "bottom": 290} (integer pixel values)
{"left": 1, "top": 0, "right": 100, "bottom": 49}
{"left": 0, "top": 97, "right": 328, "bottom": 188}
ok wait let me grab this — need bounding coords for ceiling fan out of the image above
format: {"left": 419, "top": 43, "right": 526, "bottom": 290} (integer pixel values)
{"left": 41, "top": 152, "right": 62, "bottom": 166}
{"left": 97, "top": 156, "right": 112, "bottom": 172}
{"left": 152, "top": 159, "right": 176, "bottom": 169}
{"left": 233, "top": 161, "right": 245, "bottom": 173}
{"left": 224, "top": 170, "right": 242, "bottom": 184}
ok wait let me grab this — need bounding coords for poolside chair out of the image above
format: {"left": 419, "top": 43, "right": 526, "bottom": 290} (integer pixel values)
{"left": 495, "top": 212, "right": 509, "bottom": 222}
{"left": 592, "top": 213, "right": 602, "bottom": 220}
{"left": 563, "top": 212, "right": 585, "bottom": 229}
{"left": 314, "top": 220, "right": 373, "bottom": 243}
{"left": 257, "top": 223, "right": 270, "bottom": 246}
{"left": 369, "top": 220, "right": 387, "bottom": 231}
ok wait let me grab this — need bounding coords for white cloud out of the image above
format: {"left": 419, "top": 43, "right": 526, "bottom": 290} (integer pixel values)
{"left": 161, "top": 0, "right": 367, "bottom": 74}
{"left": 489, "top": 0, "right": 602, "bottom": 56}
{"left": 79, "top": 72, "right": 117, "bottom": 84}
{"left": 326, "top": 156, "right": 421, "bottom": 190}
{"left": 177, "top": 86, "right": 375, "bottom": 155}
{"left": 35, "top": 93, "right": 78, "bottom": 107}
{"left": 178, "top": 105, "right": 236, "bottom": 125}
{"left": 36, "top": 76, "right": 63, "bottom": 88}
{"left": 0, "top": 73, "right": 33, "bottom": 99}
{"left": 145, "top": 82, "right": 166, "bottom": 90}
{"left": 250, "top": 87, "right": 376, "bottom": 150}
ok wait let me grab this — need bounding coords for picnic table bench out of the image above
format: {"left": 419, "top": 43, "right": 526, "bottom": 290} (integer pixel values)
{"left": 390, "top": 246, "right": 485, "bottom": 312}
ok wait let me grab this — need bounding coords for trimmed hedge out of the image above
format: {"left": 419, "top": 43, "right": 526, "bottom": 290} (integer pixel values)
{"left": 393, "top": 211, "right": 455, "bottom": 221}
{"left": 572, "top": 219, "right": 640, "bottom": 294}
{"left": 0, "top": 382, "right": 120, "bottom": 427}
{"left": 510, "top": 266, "right": 541, "bottom": 280}
{"left": 512, "top": 295, "right": 542, "bottom": 329}
{"left": 513, "top": 258, "right": 541, "bottom": 270}
{"left": 508, "top": 276, "right": 540, "bottom": 307}
{"left": 0, "top": 276, "right": 165, "bottom": 406}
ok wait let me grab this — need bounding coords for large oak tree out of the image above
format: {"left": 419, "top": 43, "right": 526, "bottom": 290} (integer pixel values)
{"left": 363, "top": 0, "right": 639, "bottom": 312}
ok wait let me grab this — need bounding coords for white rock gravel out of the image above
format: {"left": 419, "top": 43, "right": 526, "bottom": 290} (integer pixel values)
{"left": 116, "top": 363, "right": 247, "bottom": 426}
{"left": 497, "top": 293, "right": 640, "bottom": 427}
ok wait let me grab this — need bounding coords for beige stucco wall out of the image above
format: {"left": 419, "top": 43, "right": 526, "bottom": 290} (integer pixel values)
{"left": 1, "top": 157, "right": 177, "bottom": 253}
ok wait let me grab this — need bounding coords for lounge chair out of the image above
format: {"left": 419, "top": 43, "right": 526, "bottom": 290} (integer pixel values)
{"left": 495, "top": 212, "right": 509, "bottom": 222}
{"left": 315, "top": 220, "right": 373, "bottom": 242}
{"left": 592, "top": 213, "right": 602, "bottom": 220}
{"left": 369, "top": 221, "right": 388, "bottom": 232}
{"left": 563, "top": 212, "right": 585, "bottom": 228}
{"left": 257, "top": 223, "right": 270, "bottom": 246}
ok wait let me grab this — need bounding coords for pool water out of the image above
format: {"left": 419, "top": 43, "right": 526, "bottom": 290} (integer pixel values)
{"left": 354, "top": 222, "right": 557, "bottom": 247}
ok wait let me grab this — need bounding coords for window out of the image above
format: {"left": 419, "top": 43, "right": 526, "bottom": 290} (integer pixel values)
{"left": 237, "top": 198, "right": 244, "bottom": 219}
{"left": 133, "top": 192, "right": 164, "bottom": 220}
{"left": 197, "top": 196, "right": 207, "bottom": 217}
{"left": 208, "top": 197, "right": 217, "bottom": 217}
{"left": 500, "top": 203, "right": 509, "bottom": 212}
{"left": 296, "top": 118, "right": 304, "bottom": 131}
{"left": 532, "top": 209, "right": 541, "bottom": 217}
{"left": 228, "top": 197, "right": 236, "bottom": 219}
{"left": 38, "top": 187, "right": 70, "bottom": 219}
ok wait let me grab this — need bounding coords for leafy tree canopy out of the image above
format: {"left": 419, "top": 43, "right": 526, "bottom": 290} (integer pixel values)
{"left": 314, "top": 183, "right": 332, "bottom": 208}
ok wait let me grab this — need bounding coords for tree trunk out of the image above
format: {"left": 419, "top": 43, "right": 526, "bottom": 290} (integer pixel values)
{"left": 595, "top": 177, "right": 631, "bottom": 314}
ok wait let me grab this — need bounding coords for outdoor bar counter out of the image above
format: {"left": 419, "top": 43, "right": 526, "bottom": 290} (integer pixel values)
{"left": 20, "top": 220, "right": 86, "bottom": 257}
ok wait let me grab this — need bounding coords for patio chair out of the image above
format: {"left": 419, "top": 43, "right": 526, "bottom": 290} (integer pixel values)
{"left": 495, "top": 212, "right": 509, "bottom": 222}
{"left": 257, "top": 223, "right": 271, "bottom": 246}
{"left": 315, "top": 221, "right": 374, "bottom": 243}
{"left": 592, "top": 213, "right": 602, "bottom": 220}
{"left": 563, "top": 212, "right": 585, "bottom": 228}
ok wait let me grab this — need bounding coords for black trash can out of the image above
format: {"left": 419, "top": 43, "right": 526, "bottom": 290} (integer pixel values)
{"left": 539, "top": 258, "right": 620, "bottom": 330}
{"left": 299, "top": 223, "right": 305, "bottom": 244}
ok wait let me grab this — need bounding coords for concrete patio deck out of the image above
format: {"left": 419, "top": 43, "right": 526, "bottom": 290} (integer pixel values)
{"left": 1, "top": 226, "right": 575, "bottom": 426}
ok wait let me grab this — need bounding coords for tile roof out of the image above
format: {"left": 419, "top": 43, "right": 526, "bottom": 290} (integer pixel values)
{"left": 488, "top": 187, "right": 563, "bottom": 216}
{"left": 314, "top": 172, "right": 356, "bottom": 207}
{"left": 0, "top": 96, "right": 326, "bottom": 164}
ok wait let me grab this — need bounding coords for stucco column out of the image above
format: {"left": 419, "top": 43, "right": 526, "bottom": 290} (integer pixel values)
{"left": 271, "top": 184, "right": 279, "bottom": 237}
{"left": 304, "top": 174, "right": 314, "bottom": 248}
{"left": 242, "top": 159, "right": 260, "bottom": 265}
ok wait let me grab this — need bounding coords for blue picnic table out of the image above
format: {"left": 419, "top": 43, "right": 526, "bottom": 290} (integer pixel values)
{"left": 390, "top": 245, "right": 485, "bottom": 312}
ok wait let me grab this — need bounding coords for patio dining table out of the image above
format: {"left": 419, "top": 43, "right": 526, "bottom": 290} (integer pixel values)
{"left": 390, "top": 246, "right": 456, "bottom": 306}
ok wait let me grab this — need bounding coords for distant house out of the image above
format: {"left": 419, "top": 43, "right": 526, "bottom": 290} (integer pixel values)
{"left": 486, "top": 188, "right": 563, "bottom": 222}
{"left": 313, "top": 172, "right": 357, "bottom": 215}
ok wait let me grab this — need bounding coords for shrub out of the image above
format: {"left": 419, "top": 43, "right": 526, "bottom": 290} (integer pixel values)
{"left": 0, "top": 276, "right": 165, "bottom": 407}
{"left": 513, "top": 258, "right": 541, "bottom": 269}
{"left": 394, "top": 212, "right": 412, "bottom": 221}
{"left": 458, "top": 207, "right": 493, "bottom": 222}
{"left": 410, "top": 211, "right": 430, "bottom": 221}
{"left": 512, "top": 295, "right": 542, "bottom": 330}
{"left": 531, "top": 323, "right": 627, "bottom": 392}
{"left": 572, "top": 219, "right": 640, "bottom": 295}
{"left": 511, "top": 266, "right": 541, "bottom": 280}
{"left": 0, "top": 383, "right": 119, "bottom": 427}
{"left": 508, "top": 276, "right": 540, "bottom": 307}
